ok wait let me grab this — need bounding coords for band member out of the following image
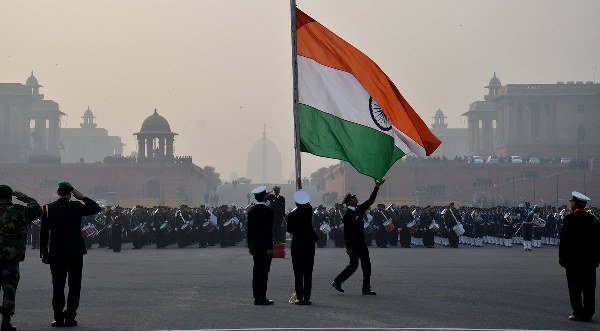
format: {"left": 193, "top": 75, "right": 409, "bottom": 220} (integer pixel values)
{"left": 287, "top": 185, "right": 318, "bottom": 305}
{"left": 502, "top": 212, "right": 514, "bottom": 248}
{"left": 0, "top": 185, "right": 42, "bottom": 331}
{"left": 398, "top": 206, "right": 412, "bottom": 248}
{"left": 40, "top": 181, "right": 101, "bottom": 327}
{"left": 559, "top": 191, "right": 600, "bottom": 322}
{"left": 267, "top": 186, "right": 285, "bottom": 244}
{"left": 313, "top": 206, "right": 328, "bottom": 248}
{"left": 373, "top": 204, "right": 388, "bottom": 248}
{"left": 522, "top": 204, "right": 534, "bottom": 251}
{"left": 445, "top": 202, "right": 460, "bottom": 248}
{"left": 332, "top": 179, "right": 384, "bottom": 295}
{"left": 247, "top": 186, "right": 274, "bottom": 305}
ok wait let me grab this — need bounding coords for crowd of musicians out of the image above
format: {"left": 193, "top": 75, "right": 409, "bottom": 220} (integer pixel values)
{"left": 24, "top": 200, "right": 599, "bottom": 252}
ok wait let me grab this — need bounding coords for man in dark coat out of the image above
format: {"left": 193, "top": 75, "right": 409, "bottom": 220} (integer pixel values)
{"left": 332, "top": 179, "right": 384, "bottom": 295}
{"left": 287, "top": 187, "right": 318, "bottom": 305}
{"left": 559, "top": 191, "right": 600, "bottom": 322}
{"left": 40, "top": 181, "right": 101, "bottom": 327}
{"left": 247, "top": 186, "right": 274, "bottom": 305}
{"left": 267, "top": 186, "right": 286, "bottom": 244}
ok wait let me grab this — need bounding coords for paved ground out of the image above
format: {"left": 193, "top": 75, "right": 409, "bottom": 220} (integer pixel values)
{"left": 10, "top": 243, "right": 598, "bottom": 331}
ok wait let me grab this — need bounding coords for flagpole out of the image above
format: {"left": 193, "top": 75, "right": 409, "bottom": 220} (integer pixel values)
{"left": 290, "top": 0, "right": 302, "bottom": 190}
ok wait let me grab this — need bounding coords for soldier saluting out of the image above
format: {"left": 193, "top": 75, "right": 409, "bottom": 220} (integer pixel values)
{"left": 0, "top": 185, "right": 42, "bottom": 331}
{"left": 40, "top": 181, "right": 101, "bottom": 327}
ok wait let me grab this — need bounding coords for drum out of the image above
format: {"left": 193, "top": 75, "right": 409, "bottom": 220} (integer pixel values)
{"left": 383, "top": 220, "right": 395, "bottom": 232}
{"left": 81, "top": 224, "right": 98, "bottom": 238}
{"left": 319, "top": 223, "right": 331, "bottom": 234}
{"left": 407, "top": 221, "right": 418, "bottom": 234}
{"left": 452, "top": 223, "right": 465, "bottom": 236}
{"left": 159, "top": 222, "right": 172, "bottom": 233}
{"left": 363, "top": 222, "right": 373, "bottom": 234}
{"left": 223, "top": 220, "right": 236, "bottom": 232}
{"left": 133, "top": 223, "right": 147, "bottom": 235}
{"left": 202, "top": 221, "right": 215, "bottom": 233}
{"left": 429, "top": 221, "right": 440, "bottom": 230}
{"left": 180, "top": 221, "right": 194, "bottom": 235}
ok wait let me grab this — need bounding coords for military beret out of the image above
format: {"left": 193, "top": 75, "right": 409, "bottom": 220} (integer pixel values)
{"left": 0, "top": 185, "right": 13, "bottom": 198}
{"left": 58, "top": 181, "right": 74, "bottom": 191}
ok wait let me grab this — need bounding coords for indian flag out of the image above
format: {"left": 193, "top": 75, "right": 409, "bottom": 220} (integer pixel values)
{"left": 296, "top": 8, "right": 441, "bottom": 180}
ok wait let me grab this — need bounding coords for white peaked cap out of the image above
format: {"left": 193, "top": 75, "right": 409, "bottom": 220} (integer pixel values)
{"left": 251, "top": 185, "right": 267, "bottom": 195}
{"left": 571, "top": 191, "right": 591, "bottom": 203}
{"left": 294, "top": 189, "right": 310, "bottom": 204}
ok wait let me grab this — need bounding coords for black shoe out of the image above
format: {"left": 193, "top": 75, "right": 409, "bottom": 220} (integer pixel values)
{"left": 331, "top": 281, "right": 344, "bottom": 292}
{"left": 254, "top": 299, "right": 274, "bottom": 305}
{"left": 64, "top": 318, "right": 78, "bottom": 327}
{"left": 51, "top": 320, "right": 65, "bottom": 327}
{"left": 295, "top": 300, "right": 312, "bottom": 305}
{"left": 1, "top": 315, "right": 16, "bottom": 331}
{"left": 569, "top": 315, "right": 591, "bottom": 322}
{"left": 362, "top": 290, "right": 377, "bottom": 295}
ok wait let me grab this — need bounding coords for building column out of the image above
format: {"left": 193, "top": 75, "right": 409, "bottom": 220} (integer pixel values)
{"left": 137, "top": 137, "right": 145, "bottom": 159}
{"left": 482, "top": 117, "right": 494, "bottom": 155}
{"left": 34, "top": 117, "right": 47, "bottom": 154}
{"left": 146, "top": 137, "right": 153, "bottom": 160}
{"left": 48, "top": 117, "right": 60, "bottom": 155}
{"left": 158, "top": 136, "right": 165, "bottom": 159}
{"left": 166, "top": 137, "right": 174, "bottom": 159}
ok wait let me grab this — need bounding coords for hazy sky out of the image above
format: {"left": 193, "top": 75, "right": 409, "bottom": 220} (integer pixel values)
{"left": 1, "top": 0, "right": 599, "bottom": 181}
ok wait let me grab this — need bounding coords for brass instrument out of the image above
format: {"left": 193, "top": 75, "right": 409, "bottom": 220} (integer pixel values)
{"left": 532, "top": 214, "right": 546, "bottom": 228}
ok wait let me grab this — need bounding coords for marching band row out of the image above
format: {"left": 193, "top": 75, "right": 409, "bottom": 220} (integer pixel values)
{"left": 26, "top": 203, "right": 599, "bottom": 251}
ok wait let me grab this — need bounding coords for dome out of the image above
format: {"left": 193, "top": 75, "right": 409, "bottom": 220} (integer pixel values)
{"left": 140, "top": 109, "right": 171, "bottom": 132}
{"left": 434, "top": 109, "right": 446, "bottom": 118}
{"left": 246, "top": 131, "right": 283, "bottom": 183}
{"left": 25, "top": 71, "right": 41, "bottom": 87}
{"left": 82, "top": 106, "right": 95, "bottom": 118}
{"left": 487, "top": 72, "right": 501, "bottom": 87}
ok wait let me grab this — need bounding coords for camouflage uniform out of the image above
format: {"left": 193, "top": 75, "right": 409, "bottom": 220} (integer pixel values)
{"left": 0, "top": 187, "right": 42, "bottom": 317}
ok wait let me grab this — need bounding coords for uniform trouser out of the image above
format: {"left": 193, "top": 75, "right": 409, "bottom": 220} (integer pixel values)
{"left": 0, "top": 262, "right": 19, "bottom": 316}
{"left": 291, "top": 247, "right": 315, "bottom": 301}
{"left": 50, "top": 255, "right": 83, "bottom": 320}
{"left": 333, "top": 246, "right": 371, "bottom": 291}
{"left": 448, "top": 231, "right": 459, "bottom": 247}
{"left": 316, "top": 231, "right": 327, "bottom": 247}
{"left": 375, "top": 229, "right": 387, "bottom": 247}
{"left": 423, "top": 230, "right": 434, "bottom": 247}
{"left": 252, "top": 252, "right": 272, "bottom": 301}
{"left": 399, "top": 229, "right": 411, "bottom": 247}
{"left": 273, "top": 219, "right": 283, "bottom": 243}
{"left": 566, "top": 267, "right": 596, "bottom": 319}
{"left": 388, "top": 230, "right": 398, "bottom": 246}
{"left": 198, "top": 229, "right": 208, "bottom": 247}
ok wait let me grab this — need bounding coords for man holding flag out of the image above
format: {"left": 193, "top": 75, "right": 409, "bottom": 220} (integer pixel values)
{"left": 332, "top": 179, "right": 385, "bottom": 295}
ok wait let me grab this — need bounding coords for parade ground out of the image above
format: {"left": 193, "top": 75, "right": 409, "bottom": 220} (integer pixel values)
{"left": 12, "top": 244, "right": 598, "bottom": 331}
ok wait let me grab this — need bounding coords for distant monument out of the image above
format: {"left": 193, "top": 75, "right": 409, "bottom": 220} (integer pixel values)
{"left": 429, "top": 108, "right": 468, "bottom": 158}
{"left": 60, "top": 107, "right": 124, "bottom": 163}
{"left": 246, "top": 126, "right": 283, "bottom": 184}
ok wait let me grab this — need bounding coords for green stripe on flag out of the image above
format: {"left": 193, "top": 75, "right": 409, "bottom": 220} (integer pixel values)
{"left": 299, "top": 104, "right": 405, "bottom": 180}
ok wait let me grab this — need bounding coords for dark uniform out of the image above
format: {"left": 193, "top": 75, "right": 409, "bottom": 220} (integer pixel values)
{"left": 286, "top": 192, "right": 318, "bottom": 304}
{"left": 0, "top": 186, "right": 42, "bottom": 331}
{"left": 40, "top": 183, "right": 101, "bottom": 326}
{"left": 268, "top": 189, "right": 286, "bottom": 243}
{"left": 559, "top": 192, "right": 600, "bottom": 322}
{"left": 332, "top": 185, "right": 380, "bottom": 294}
{"left": 247, "top": 188, "right": 274, "bottom": 305}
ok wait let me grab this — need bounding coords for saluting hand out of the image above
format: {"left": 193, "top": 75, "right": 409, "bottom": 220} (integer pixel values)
{"left": 72, "top": 189, "right": 85, "bottom": 200}
{"left": 12, "top": 191, "right": 27, "bottom": 200}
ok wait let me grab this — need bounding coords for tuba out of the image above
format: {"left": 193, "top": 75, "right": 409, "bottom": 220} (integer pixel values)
{"left": 532, "top": 214, "right": 546, "bottom": 228}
